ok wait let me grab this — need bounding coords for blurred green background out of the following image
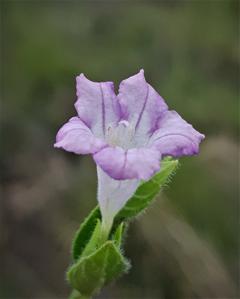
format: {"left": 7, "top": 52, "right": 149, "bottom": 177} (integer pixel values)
{"left": 0, "top": 1, "right": 239, "bottom": 298}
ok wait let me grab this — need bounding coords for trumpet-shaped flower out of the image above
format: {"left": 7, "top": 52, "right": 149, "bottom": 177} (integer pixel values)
{"left": 54, "top": 70, "right": 204, "bottom": 230}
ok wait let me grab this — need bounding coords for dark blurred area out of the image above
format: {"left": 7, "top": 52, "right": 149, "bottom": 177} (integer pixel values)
{"left": 0, "top": 1, "right": 239, "bottom": 298}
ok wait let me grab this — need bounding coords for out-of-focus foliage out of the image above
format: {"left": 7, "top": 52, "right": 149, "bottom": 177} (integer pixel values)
{"left": 0, "top": 1, "right": 239, "bottom": 298}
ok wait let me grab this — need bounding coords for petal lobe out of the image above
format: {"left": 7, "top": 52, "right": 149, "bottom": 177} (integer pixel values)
{"left": 54, "top": 117, "right": 107, "bottom": 154}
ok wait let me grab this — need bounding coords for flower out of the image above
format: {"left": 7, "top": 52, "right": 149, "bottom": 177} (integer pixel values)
{"left": 54, "top": 70, "right": 204, "bottom": 229}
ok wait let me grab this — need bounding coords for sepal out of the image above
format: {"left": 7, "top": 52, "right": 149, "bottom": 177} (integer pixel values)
{"left": 111, "top": 222, "right": 125, "bottom": 248}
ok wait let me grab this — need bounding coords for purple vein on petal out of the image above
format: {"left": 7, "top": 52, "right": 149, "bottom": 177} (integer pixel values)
{"left": 153, "top": 133, "right": 198, "bottom": 143}
{"left": 100, "top": 83, "right": 106, "bottom": 136}
{"left": 148, "top": 111, "right": 167, "bottom": 136}
{"left": 135, "top": 84, "right": 149, "bottom": 131}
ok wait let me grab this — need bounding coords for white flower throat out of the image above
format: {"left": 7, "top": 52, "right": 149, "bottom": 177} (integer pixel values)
{"left": 106, "top": 120, "right": 136, "bottom": 149}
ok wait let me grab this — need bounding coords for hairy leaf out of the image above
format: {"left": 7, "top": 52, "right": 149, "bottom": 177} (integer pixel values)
{"left": 72, "top": 206, "right": 101, "bottom": 261}
{"left": 116, "top": 159, "right": 179, "bottom": 220}
{"left": 67, "top": 241, "right": 129, "bottom": 297}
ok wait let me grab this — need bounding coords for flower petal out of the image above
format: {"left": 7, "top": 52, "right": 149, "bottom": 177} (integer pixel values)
{"left": 118, "top": 69, "right": 168, "bottom": 146}
{"left": 54, "top": 117, "right": 107, "bottom": 154}
{"left": 94, "top": 146, "right": 161, "bottom": 180}
{"left": 75, "top": 74, "right": 121, "bottom": 139}
{"left": 150, "top": 111, "right": 205, "bottom": 157}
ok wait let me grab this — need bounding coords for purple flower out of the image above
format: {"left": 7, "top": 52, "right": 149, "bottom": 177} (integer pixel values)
{"left": 54, "top": 70, "right": 204, "bottom": 228}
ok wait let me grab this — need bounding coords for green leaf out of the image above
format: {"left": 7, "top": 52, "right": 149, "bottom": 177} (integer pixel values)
{"left": 80, "top": 219, "right": 101, "bottom": 258}
{"left": 116, "top": 158, "right": 179, "bottom": 220}
{"left": 67, "top": 241, "right": 129, "bottom": 297}
{"left": 72, "top": 206, "right": 101, "bottom": 261}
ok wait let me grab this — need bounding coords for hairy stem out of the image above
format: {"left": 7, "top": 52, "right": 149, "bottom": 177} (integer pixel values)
{"left": 69, "top": 289, "right": 92, "bottom": 299}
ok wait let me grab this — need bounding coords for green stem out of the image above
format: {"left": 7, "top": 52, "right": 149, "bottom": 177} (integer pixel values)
{"left": 79, "top": 295, "right": 91, "bottom": 299}
{"left": 68, "top": 289, "right": 92, "bottom": 299}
